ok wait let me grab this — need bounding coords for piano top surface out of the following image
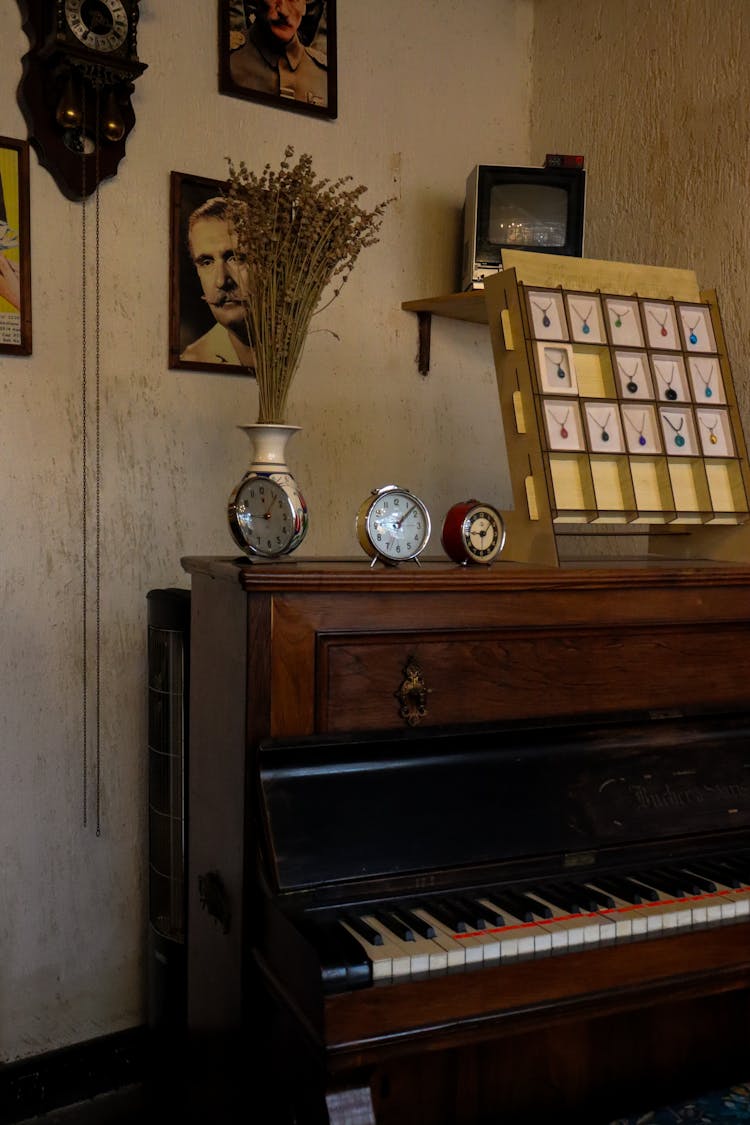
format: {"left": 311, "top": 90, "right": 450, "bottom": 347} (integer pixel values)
{"left": 181, "top": 555, "right": 750, "bottom": 594}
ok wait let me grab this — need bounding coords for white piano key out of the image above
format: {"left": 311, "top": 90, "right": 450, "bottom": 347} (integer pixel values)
{"left": 339, "top": 920, "right": 394, "bottom": 981}
{"left": 360, "top": 914, "right": 431, "bottom": 977}
{"left": 412, "top": 907, "right": 466, "bottom": 968}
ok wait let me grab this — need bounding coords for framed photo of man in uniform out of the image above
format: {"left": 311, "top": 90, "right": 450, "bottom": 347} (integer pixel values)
{"left": 0, "top": 136, "right": 31, "bottom": 356}
{"left": 218, "top": 0, "right": 337, "bottom": 120}
{"left": 168, "top": 170, "right": 256, "bottom": 376}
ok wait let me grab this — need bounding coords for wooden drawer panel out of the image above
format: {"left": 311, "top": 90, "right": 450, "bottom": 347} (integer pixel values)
{"left": 317, "top": 622, "right": 750, "bottom": 733}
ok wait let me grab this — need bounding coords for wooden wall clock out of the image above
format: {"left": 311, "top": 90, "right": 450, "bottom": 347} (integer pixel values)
{"left": 16, "top": 0, "right": 147, "bottom": 200}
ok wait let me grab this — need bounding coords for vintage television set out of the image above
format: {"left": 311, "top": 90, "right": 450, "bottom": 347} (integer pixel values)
{"left": 461, "top": 162, "right": 586, "bottom": 291}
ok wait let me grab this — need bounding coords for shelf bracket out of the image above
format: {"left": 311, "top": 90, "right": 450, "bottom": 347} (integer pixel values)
{"left": 416, "top": 311, "right": 431, "bottom": 375}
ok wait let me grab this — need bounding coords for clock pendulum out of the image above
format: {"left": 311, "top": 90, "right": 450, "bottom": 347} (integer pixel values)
{"left": 662, "top": 413, "right": 686, "bottom": 448}
{"left": 695, "top": 362, "right": 714, "bottom": 398}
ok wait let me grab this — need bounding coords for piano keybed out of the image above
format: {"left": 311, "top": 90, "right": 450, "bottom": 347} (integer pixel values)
{"left": 303, "top": 852, "right": 750, "bottom": 992}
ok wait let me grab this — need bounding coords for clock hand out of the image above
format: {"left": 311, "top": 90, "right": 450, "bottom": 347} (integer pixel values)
{"left": 395, "top": 504, "right": 416, "bottom": 528}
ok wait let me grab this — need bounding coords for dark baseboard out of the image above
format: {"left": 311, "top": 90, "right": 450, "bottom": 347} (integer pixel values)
{"left": 0, "top": 1026, "right": 150, "bottom": 1124}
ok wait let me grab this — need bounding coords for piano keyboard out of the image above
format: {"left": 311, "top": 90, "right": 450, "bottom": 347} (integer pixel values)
{"left": 308, "top": 855, "right": 750, "bottom": 991}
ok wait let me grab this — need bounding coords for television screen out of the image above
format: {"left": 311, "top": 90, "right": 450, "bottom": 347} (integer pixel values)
{"left": 462, "top": 164, "right": 585, "bottom": 290}
{"left": 488, "top": 183, "right": 568, "bottom": 249}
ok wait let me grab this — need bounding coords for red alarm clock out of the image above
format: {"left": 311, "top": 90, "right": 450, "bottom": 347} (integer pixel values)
{"left": 441, "top": 500, "right": 506, "bottom": 565}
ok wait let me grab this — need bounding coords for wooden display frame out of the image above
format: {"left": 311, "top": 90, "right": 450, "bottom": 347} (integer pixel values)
{"left": 483, "top": 253, "right": 750, "bottom": 565}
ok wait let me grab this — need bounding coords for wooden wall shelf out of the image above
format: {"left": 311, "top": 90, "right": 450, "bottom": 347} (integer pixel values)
{"left": 401, "top": 291, "right": 487, "bottom": 373}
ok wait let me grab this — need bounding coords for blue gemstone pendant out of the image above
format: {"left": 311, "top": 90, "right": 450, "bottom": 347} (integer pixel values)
{"left": 557, "top": 366, "right": 565, "bottom": 379}
{"left": 675, "top": 435, "right": 685, "bottom": 447}
{"left": 638, "top": 435, "right": 647, "bottom": 446}
{"left": 689, "top": 332, "right": 698, "bottom": 344}
{"left": 705, "top": 387, "right": 712, "bottom": 398}
{"left": 582, "top": 323, "right": 591, "bottom": 335}
{"left": 542, "top": 314, "right": 551, "bottom": 327}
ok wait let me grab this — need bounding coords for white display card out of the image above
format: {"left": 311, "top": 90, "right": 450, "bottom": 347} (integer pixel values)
{"left": 678, "top": 303, "right": 717, "bottom": 353}
{"left": 535, "top": 341, "right": 579, "bottom": 394}
{"left": 565, "top": 292, "right": 606, "bottom": 344}
{"left": 543, "top": 398, "right": 584, "bottom": 451}
{"left": 688, "top": 355, "right": 724, "bottom": 404}
{"left": 651, "top": 354, "right": 689, "bottom": 403}
{"left": 614, "top": 350, "right": 653, "bottom": 400}
{"left": 583, "top": 401, "right": 624, "bottom": 453}
{"left": 696, "top": 408, "right": 734, "bottom": 457}
{"left": 604, "top": 297, "right": 644, "bottom": 347}
{"left": 621, "top": 404, "right": 661, "bottom": 454}
{"left": 642, "top": 300, "right": 680, "bottom": 350}
{"left": 527, "top": 289, "right": 568, "bottom": 341}
{"left": 659, "top": 406, "right": 698, "bottom": 456}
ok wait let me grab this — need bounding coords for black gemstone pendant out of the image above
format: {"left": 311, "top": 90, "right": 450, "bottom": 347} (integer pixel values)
{"left": 627, "top": 380, "right": 638, "bottom": 394}
{"left": 666, "top": 388, "right": 678, "bottom": 401}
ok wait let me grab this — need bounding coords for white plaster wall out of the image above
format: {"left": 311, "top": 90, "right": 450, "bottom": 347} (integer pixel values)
{"left": 530, "top": 0, "right": 750, "bottom": 429}
{"left": 0, "top": 1, "right": 533, "bottom": 1060}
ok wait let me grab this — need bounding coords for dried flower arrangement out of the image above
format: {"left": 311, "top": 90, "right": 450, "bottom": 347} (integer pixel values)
{"left": 225, "top": 147, "right": 392, "bottom": 424}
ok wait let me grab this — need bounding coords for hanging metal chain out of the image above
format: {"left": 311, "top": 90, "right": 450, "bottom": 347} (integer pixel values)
{"left": 81, "top": 89, "right": 103, "bottom": 837}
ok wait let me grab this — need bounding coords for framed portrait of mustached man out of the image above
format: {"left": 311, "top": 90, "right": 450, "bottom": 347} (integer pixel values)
{"left": 168, "top": 170, "right": 256, "bottom": 376}
{"left": 218, "top": 1, "right": 337, "bottom": 120}
{"left": 0, "top": 137, "right": 31, "bottom": 356}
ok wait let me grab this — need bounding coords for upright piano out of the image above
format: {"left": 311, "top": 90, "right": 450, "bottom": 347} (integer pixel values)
{"left": 182, "top": 557, "right": 750, "bottom": 1124}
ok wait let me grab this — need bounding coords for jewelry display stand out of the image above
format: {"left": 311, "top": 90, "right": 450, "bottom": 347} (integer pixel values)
{"left": 481, "top": 251, "right": 750, "bottom": 565}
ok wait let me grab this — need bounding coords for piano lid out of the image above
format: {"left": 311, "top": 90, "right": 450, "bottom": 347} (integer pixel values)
{"left": 258, "top": 711, "right": 750, "bottom": 894}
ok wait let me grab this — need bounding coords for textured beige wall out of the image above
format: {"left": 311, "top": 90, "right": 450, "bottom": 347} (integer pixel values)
{"left": 0, "top": 2, "right": 533, "bottom": 1060}
{"left": 530, "top": 0, "right": 750, "bottom": 425}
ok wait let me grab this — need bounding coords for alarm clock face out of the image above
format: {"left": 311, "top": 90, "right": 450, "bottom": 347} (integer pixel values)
{"left": 228, "top": 473, "right": 307, "bottom": 558}
{"left": 442, "top": 500, "right": 506, "bottom": 565}
{"left": 357, "top": 485, "right": 431, "bottom": 565}
{"left": 64, "top": 0, "right": 130, "bottom": 53}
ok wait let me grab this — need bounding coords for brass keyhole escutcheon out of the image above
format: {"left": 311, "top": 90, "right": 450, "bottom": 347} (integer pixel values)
{"left": 395, "top": 658, "right": 431, "bottom": 727}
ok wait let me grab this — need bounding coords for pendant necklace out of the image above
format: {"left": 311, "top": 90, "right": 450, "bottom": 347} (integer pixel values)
{"left": 663, "top": 413, "right": 686, "bottom": 448}
{"left": 657, "top": 362, "right": 678, "bottom": 401}
{"left": 648, "top": 308, "right": 670, "bottom": 337}
{"left": 533, "top": 298, "right": 553, "bottom": 328}
{"left": 685, "top": 317, "right": 700, "bottom": 345}
{"left": 618, "top": 359, "right": 640, "bottom": 394}
{"left": 700, "top": 415, "right": 719, "bottom": 445}
{"left": 549, "top": 406, "right": 571, "bottom": 439}
{"left": 572, "top": 302, "right": 593, "bottom": 335}
{"left": 625, "top": 412, "right": 648, "bottom": 447}
{"left": 611, "top": 306, "right": 630, "bottom": 329}
{"left": 695, "top": 362, "right": 713, "bottom": 398}
{"left": 590, "top": 409, "right": 612, "bottom": 442}
{"left": 546, "top": 349, "right": 567, "bottom": 380}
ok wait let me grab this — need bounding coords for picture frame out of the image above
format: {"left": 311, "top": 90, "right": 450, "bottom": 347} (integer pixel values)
{"left": 168, "top": 170, "right": 255, "bottom": 377}
{"left": 0, "top": 136, "right": 31, "bottom": 356}
{"left": 218, "top": 0, "right": 337, "bottom": 120}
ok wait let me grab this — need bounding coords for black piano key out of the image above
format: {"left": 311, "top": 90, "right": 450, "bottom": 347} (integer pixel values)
{"left": 668, "top": 865, "right": 716, "bottom": 894}
{"left": 401, "top": 908, "right": 436, "bottom": 939}
{"left": 342, "top": 911, "right": 383, "bottom": 946}
{"left": 533, "top": 884, "right": 583, "bottom": 915}
{"left": 472, "top": 895, "right": 505, "bottom": 927}
{"left": 484, "top": 888, "right": 536, "bottom": 923}
{"left": 451, "top": 896, "right": 493, "bottom": 931}
{"left": 632, "top": 869, "right": 688, "bottom": 898}
{"left": 302, "top": 919, "right": 372, "bottom": 994}
{"left": 718, "top": 856, "right": 750, "bottom": 885}
{"left": 620, "top": 874, "right": 660, "bottom": 902}
{"left": 686, "top": 860, "right": 741, "bottom": 889}
{"left": 559, "top": 880, "right": 603, "bottom": 912}
{"left": 422, "top": 897, "right": 470, "bottom": 933}
{"left": 580, "top": 882, "right": 616, "bottom": 910}
{"left": 512, "top": 889, "right": 554, "bottom": 920}
{"left": 592, "top": 874, "right": 653, "bottom": 904}
{"left": 372, "top": 908, "right": 415, "bottom": 942}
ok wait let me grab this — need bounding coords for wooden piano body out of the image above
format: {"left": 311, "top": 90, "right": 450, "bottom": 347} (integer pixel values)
{"left": 182, "top": 557, "right": 750, "bottom": 1124}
